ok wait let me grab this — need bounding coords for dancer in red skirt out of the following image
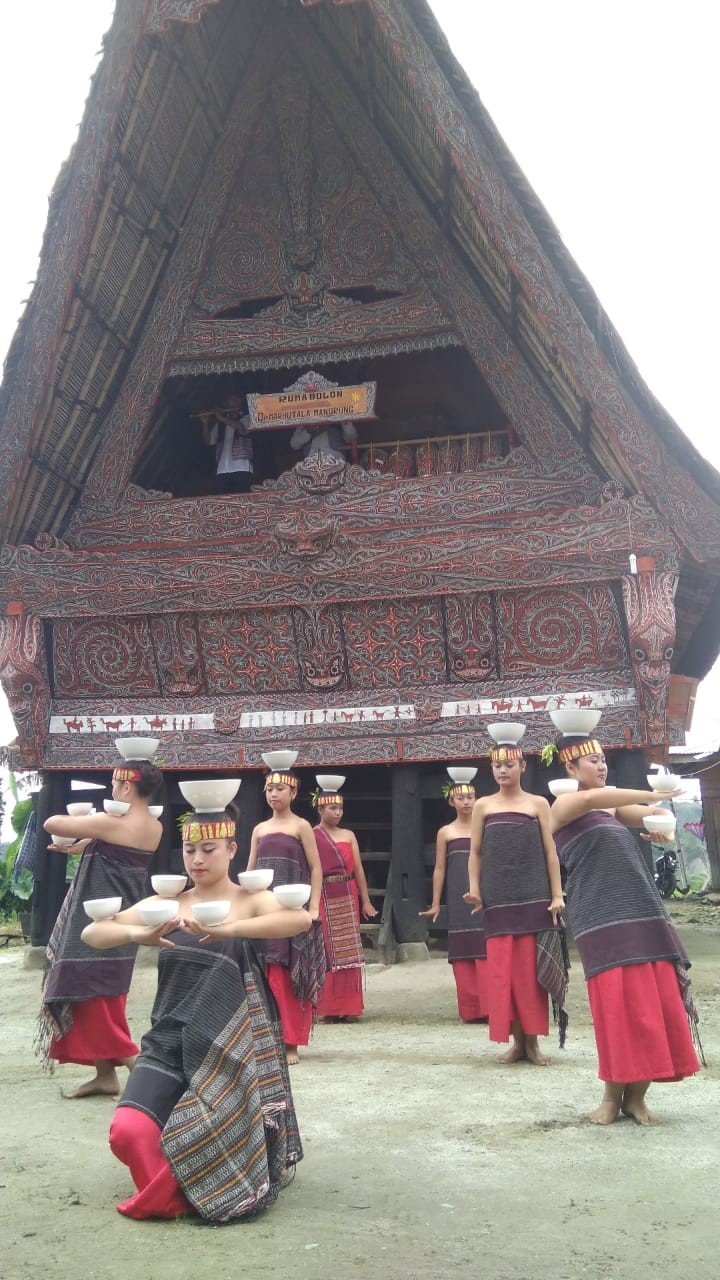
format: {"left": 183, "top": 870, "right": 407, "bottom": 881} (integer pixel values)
{"left": 420, "top": 768, "right": 489, "bottom": 1022}
{"left": 40, "top": 748, "right": 163, "bottom": 1098}
{"left": 247, "top": 751, "right": 325, "bottom": 1064}
{"left": 313, "top": 776, "right": 376, "bottom": 1022}
{"left": 465, "top": 726, "right": 566, "bottom": 1065}
{"left": 549, "top": 718, "right": 701, "bottom": 1125}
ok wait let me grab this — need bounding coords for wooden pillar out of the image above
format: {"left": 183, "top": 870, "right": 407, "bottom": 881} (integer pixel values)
{"left": 391, "top": 764, "right": 427, "bottom": 943}
{"left": 31, "top": 773, "right": 70, "bottom": 947}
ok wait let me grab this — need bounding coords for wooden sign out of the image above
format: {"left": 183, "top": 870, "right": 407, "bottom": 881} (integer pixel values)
{"left": 247, "top": 370, "right": 377, "bottom": 431}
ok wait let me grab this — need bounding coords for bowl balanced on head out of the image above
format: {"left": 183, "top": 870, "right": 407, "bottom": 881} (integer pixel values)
{"left": 40, "top": 738, "right": 165, "bottom": 1101}
{"left": 77, "top": 775, "right": 314, "bottom": 1223}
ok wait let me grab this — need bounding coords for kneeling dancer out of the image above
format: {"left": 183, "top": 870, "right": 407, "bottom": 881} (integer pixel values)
{"left": 82, "top": 799, "right": 310, "bottom": 1221}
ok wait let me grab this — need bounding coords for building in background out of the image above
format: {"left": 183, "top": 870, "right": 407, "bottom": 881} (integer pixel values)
{"left": 1, "top": 0, "right": 719, "bottom": 942}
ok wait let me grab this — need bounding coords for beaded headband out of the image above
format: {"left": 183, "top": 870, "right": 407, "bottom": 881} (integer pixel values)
{"left": 113, "top": 767, "right": 142, "bottom": 783}
{"left": 264, "top": 770, "right": 298, "bottom": 792}
{"left": 181, "top": 815, "right": 236, "bottom": 842}
{"left": 490, "top": 746, "right": 523, "bottom": 763}
{"left": 557, "top": 738, "right": 603, "bottom": 764}
{"left": 317, "top": 791, "right": 343, "bottom": 808}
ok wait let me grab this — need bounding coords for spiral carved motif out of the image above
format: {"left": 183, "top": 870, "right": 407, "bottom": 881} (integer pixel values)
{"left": 53, "top": 619, "right": 161, "bottom": 695}
{"left": 498, "top": 587, "right": 627, "bottom": 674}
{"left": 326, "top": 197, "right": 396, "bottom": 281}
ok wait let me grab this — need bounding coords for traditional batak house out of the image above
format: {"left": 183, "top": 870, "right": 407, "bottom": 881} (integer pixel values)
{"left": 1, "top": 0, "right": 719, "bottom": 946}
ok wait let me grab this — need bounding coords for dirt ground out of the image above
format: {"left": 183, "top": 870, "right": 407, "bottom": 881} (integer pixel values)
{"left": 1, "top": 900, "right": 719, "bottom": 1280}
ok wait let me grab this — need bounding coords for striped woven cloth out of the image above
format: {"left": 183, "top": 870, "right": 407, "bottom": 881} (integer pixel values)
{"left": 119, "top": 933, "right": 302, "bottom": 1222}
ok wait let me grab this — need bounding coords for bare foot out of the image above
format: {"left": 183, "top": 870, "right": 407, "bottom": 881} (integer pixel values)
{"left": 621, "top": 1082, "right": 660, "bottom": 1126}
{"left": 497, "top": 1044, "right": 526, "bottom": 1065}
{"left": 589, "top": 1100, "right": 621, "bottom": 1125}
{"left": 285, "top": 1046, "right": 300, "bottom": 1066}
{"left": 621, "top": 1101, "right": 660, "bottom": 1126}
{"left": 525, "top": 1040, "right": 550, "bottom": 1067}
{"left": 63, "top": 1073, "right": 121, "bottom": 1100}
{"left": 588, "top": 1083, "right": 624, "bottom": 1125}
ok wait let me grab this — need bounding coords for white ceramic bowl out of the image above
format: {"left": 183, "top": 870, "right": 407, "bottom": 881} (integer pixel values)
{"left": 151, "top": 874, "right": 187, "bottom": 897}
{"left": 104, "top": 799, "right": 131, "bottom": 816}
{"left": 237, "top": 869, "right": 274, "bottom": 892}
{"left": 549, "top": 709, "right": 601, "bottom": 736}
{"left": 447, "top": 766, "right": 478, "bottom": 784}
{"left": 548, "top": 779, "right": 579, "bottom": 797}
{"left": 83, "top": 896, "right": 122, "bottom": 921}
{"left": 642, "top": 813, "right": 677, "bottom": 836}
{"left": 50, "top": 834, "right": 78, "bottom": 848}
{"left": 115, "top": 737, "right": 159, "bottom": 760}
{"left": 66, "top": 802, "right": 93, "bottom": 817}
{"left": 139, "top": 899, "right": 180, "bottom": 926}
{"left": 178, "top": 779, "right": 241, "bottom": 812}
{"left": 148, "top": 805, "right": 163, "bottom": 818}
{"left": 315, "top": 774, "right": 346, "bottom": 791}
{"left": 273, "top": 883, "right": 311, "bottom": 910}
{"left": 192, "top": 900, "right": 231, "bottom": 926}
{"left": 487, "top": 722, "right": 526, "bottom": 744}
{"left": 261, "top": 750, "right": 298, "bottom": 771}
{"left": 647, "top": 773, "right": 681, "bottom": 793}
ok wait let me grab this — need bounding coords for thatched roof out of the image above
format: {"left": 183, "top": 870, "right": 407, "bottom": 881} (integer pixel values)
{"left": 1, "top": 0, "right": 719, "bottom": 676}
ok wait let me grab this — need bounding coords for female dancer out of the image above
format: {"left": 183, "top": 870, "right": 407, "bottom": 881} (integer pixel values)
{"left": 313, "top": 778, "right": 376, "bottom": 1022}
{"left": 420, "top": 773, "right": 489, "bottom": 1022}
{"left": 549, "top": 726, "right": 700, "bottom": 1125}
{"left": 40, "top": 756, "right": 163, "bottom": 1098}
{"left": 465, "top": 731, "right": 566, "bottom": 1065}
{"left": 247, "top": 757, "right": 325, "bottom": 1063}
{"left": 82, "top": 805, "right": 309, "bottom": 1222}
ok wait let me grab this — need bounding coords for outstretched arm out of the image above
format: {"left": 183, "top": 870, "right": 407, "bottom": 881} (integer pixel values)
{"left": 44, "top": 811, "right": 130, "bottom": 844}
{"left": 550, "top": 786, "right": 681, "bottom": 832}
{"left": 182, "top": 894, "right": 312, "bottom": 942}
{"left": 82, "top": 900, "right": 180, "bottom": 950}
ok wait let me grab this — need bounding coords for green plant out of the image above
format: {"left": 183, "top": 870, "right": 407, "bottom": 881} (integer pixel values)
{"left": 0, "top": 779, "right": 35, "bottom": 919}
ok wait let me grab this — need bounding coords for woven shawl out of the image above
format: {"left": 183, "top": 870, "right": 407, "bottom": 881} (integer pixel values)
{"left": 255, "top": 831, "right": 326, "bottom": 1006}
{"left": 481, "top": 813, "right": 553, "bottom": 937}
{"left": 555, "top": 810, "right": 704, "bottom": 1056}
{"left": 315, "top": 828, "right": 364, "bottom": 992}
{"left": 39, "top": 840, "right": 150, "bottom": 1045}
{"left": 555, "top": 811, "right": 692, "bottom": 980}
{"left": 118, "top": 934, "right": 301, "bottom": 1221}
{"left": 445, "top": 837, "right": 487, "bottom": 962}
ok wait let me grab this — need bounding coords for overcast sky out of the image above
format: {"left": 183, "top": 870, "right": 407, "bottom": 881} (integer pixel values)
{"left": 0, "top": 0, "right": 717, "bottom": 751}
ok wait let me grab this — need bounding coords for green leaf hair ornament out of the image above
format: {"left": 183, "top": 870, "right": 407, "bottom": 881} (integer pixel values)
{"left": 540, "top": 742, "right": 558, "bottom": 767}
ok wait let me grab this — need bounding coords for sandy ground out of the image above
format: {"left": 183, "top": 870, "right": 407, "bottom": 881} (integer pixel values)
{"left": 1, "top": 900, "right": 719, "bottom": 1280}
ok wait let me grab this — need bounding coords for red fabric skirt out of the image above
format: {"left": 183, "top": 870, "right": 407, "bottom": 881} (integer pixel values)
{"left": 486, "top": 933, "right": 549, "bottom": 1043}
{"left": 109, "top": 1107, "right": 191, "bottom": 1220}
{"left": 317, "top": 972, "right": 364, "bottom": 1018}
{"left": 452, "top": 959, "right": 489, "bottom": 1022}
{"left": 317, "top": 870, "right": 364, "bottom": 1018}
{"left": 50, "top": 995, "right": 139, "bottom": 1066}
{"left": 267, "top": 963, "right": 313, "bottom": 1047}
{"left": 586, "top": 960, "right": 700, "bottom": 1084}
